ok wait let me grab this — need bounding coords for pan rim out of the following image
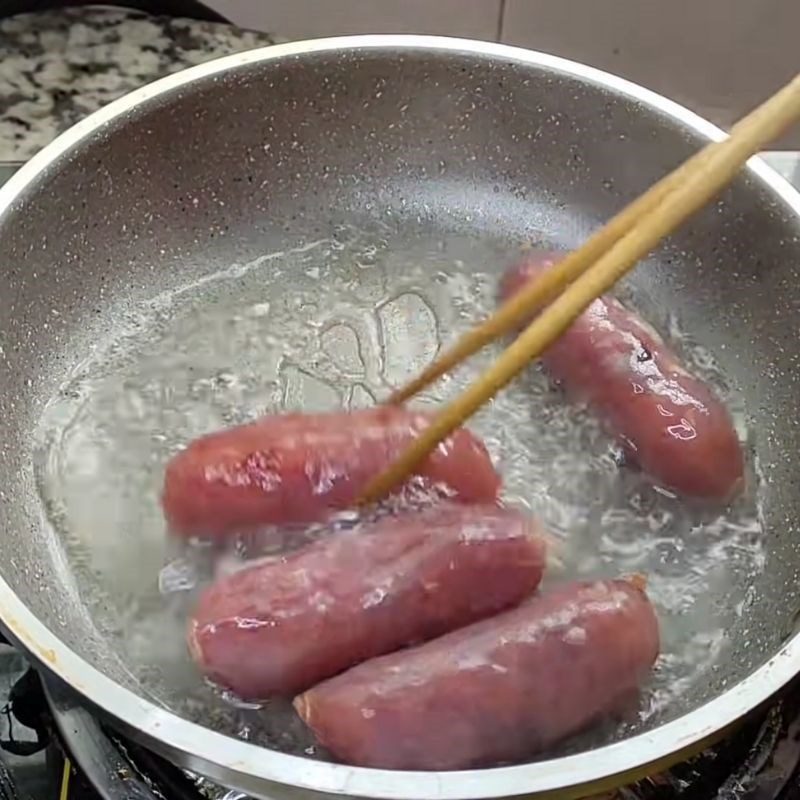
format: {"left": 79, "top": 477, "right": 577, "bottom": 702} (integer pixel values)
{"left": 1, "top": 33, "right": 800, "bottom": 800}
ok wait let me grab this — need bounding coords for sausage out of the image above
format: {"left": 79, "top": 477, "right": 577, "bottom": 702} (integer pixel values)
{"left": 162, "top": 406, "right": 501, "bottom": 539}
{"left": 294, "top": 577, "right": 659, "bottom": 770}
{"left": 188, "top": 503, "right": 547, "bottom": 698}
{"left": 500, "top": 251, "right": 744, "bottom": 502}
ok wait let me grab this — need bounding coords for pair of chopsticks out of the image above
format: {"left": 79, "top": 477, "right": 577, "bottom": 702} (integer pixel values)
{"left": 357, "top": 72, "right": 800, "bottom": 507}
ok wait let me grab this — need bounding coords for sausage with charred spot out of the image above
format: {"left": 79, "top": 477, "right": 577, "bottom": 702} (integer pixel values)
{"left": 294, "top": 578, "right": 659, "bottom": 770}
{"left": 500, "top": 251, "right": 744, "bottom": 502}
{"left": 189, "top": 503, "right": 547, "bottom": 699}
{"left": 162, "top": 407, "right": 501, "bottom": 539}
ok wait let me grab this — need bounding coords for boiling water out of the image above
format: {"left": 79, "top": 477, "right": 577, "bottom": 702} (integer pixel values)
{"left": 34, "top": 223, "right": 764, "bottom": 761}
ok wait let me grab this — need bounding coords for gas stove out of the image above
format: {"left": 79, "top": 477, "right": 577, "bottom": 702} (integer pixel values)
{"left": 0, "top": 153, "right": 799, "bottom": 800}
{"left": 0, "top": 631, "right": 214, "bottom": 800}
{"left": 5, "top": 634, "right": 800, "bottom": 800}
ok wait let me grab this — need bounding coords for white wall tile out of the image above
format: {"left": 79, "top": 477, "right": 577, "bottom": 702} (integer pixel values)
{"left": 501, "top": 0, "right": 800, "bottom": 147}
{"left": 206, "top": 0, "right": 503, "bottom": 40}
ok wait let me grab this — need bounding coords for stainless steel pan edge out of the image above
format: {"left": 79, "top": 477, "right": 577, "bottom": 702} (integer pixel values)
{"left": 1, "top": 34, "right": 800, "bottom": 800}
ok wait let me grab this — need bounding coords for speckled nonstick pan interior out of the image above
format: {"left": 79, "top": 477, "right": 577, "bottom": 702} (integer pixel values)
{"left": 1, "top": 36, "right": 800, "bottom": 800}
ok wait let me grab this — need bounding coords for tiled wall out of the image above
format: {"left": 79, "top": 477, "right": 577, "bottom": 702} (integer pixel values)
{"left": 206, "top": 0, "right": 800, "bottom": 148}
{"left": 203, "top": 0, "right": 503, "bottom": 40}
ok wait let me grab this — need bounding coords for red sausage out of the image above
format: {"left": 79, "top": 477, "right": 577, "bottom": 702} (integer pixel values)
{"left": 295, "top": 577, "right": 659, "bottom": 770}
{"left": 500, "top": 251, "right": 744, "bottom": 502}
{"left": 162, "top": 407, "right": 501, "bottom": 539}
{"left": 188, "top": 504, "right": 546, "bottom": 698}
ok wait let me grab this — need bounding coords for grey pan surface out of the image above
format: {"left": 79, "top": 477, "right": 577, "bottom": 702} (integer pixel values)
{"left": 1, "top": 35, "right": 800, "bottom": 800}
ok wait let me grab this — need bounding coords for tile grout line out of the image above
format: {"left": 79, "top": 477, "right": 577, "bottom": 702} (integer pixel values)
{"left": 496, "top": 0, "right": 507, "bottom": 41}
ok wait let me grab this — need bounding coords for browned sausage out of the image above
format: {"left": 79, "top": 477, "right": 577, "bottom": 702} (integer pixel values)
{"left": 162, "top": 406, "right": 501, "bottom": 539}
{"left": 295, "top": 577, "right": 659, "bottom": 770}
{"left": 189, "top": 504, "right": 547, "bottom": 699}
{"left": 501, "top": 251, "right": 744, "bottom": 502}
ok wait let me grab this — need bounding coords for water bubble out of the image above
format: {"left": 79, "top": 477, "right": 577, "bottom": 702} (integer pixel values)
{"left": 158, "top": 559, "right": 197, "bottom": 594}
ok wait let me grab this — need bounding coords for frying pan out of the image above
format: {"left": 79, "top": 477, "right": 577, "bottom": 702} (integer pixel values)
{"left": 1, "top": 35, "right": 800, "bottom": 800}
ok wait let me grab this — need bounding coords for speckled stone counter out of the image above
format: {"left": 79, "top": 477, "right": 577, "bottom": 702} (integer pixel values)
{"left": 0, "top": 6, "right": 282, "bottom": 162}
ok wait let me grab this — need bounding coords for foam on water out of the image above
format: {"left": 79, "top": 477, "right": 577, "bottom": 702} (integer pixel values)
{"left": 34, "top": 224, "right": 764, "bottom": 761}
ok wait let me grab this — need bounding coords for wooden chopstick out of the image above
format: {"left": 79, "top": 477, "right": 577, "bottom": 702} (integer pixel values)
{"left": 386, "top": 152, "right": 708, "bottom": 405}
{"left": 388, "top": 79, "right": 797, "bottom": 407}
{"left": 358, "top": 72, "right": 800, "bottom": 507}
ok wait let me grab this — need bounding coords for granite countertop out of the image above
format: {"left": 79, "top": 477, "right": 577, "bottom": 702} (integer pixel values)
{"left": 0, "top": 6, "right": 282, "bottom": 162}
